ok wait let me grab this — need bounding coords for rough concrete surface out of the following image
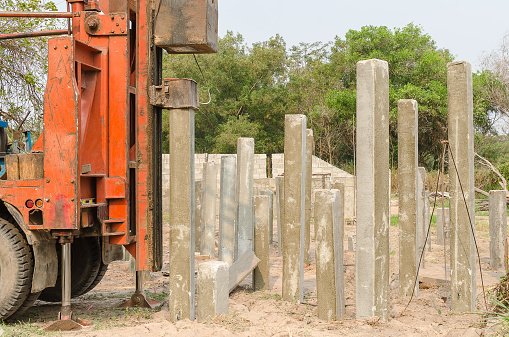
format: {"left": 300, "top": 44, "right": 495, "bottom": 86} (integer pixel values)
{"left": 355, "top": 59, "right": 390, "bottom": 320}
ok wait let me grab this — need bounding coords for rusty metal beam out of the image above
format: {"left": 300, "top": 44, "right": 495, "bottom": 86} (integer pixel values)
{"left": 0, "top": 11, "right": 74, "bottom": 18}
{"left": 0, "top": 30, "right": 69, "bottom": 40}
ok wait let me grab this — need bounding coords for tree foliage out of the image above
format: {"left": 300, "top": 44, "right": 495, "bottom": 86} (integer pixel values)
{"left": 163, "top": 24, "right": 498, "bottom": 171}
{"left": 0, "top": 0, "right": 58, "bottom": 133}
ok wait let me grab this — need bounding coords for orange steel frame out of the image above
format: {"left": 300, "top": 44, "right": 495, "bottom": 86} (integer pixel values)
{"left": 0, "top": 0, "right": 162, "bottom": 271}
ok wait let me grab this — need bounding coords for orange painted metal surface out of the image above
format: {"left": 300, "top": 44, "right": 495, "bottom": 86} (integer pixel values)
{"left": 0, "top": 0, "right": 159, "bottom": 271}
{"left": 42, "top": 37, "right": 79, "bottom": 230}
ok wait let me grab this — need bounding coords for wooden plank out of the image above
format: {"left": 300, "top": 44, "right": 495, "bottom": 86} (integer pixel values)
{"left": 5, "top": 154, "right": 19, "bottom": 180}
{"left": 18, "top": 153, "right": 44, "bottom": 180}
{"left": 228, "top": 251, "right": 260, "bottom": 293}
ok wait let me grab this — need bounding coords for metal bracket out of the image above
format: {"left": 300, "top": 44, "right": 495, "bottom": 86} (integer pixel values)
{"left": 85, "top": 13, "right": 128, "bottom": 36}
{"left": 149, "top": 78, "right": 199, "bottom": 109}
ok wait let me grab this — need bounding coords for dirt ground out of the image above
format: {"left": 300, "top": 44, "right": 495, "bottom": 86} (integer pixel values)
{"left": 2, "top": 200, "right": 508, "bottom": 336}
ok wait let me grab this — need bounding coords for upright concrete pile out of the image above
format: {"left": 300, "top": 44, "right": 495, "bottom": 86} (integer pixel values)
{"left": 282, "top": 114, "right": 307, "bottom": 303}
{"left": 253, "top": 195, "right": 271, "bottom": 291}
{"left": 397, "top": 99, "right": 419, "bottom": 297}
{"left": 417, "top": 167, "right": 430, "bottom": 261}
{"left": 276, "top": 176, "right": 285, "bottom": 254}
{"left": 276, "top": 176, "right": 285, "bottom": 255}
{"left": 447, "top": 61, "right": 476, "bottom": 312}
{"left": 436, "top": 207, "right": 450, "bottom": 246}
{"left": 489, "top": 190, "right": 507, "bottom": 270}
{"left": 236, "top": 138, "right": 255, "bottom": 257}
{"left": 195, "top": 181, "right": 203, "bottom": 252}
{"left": 258, "top": 189, "right": 274, "bottom": 244}
{"left": 219, "top": 156, "right": 237, "bottom": 265}
{"left": 168, "top": 79, "right": 198, "bottom": 321}
{"left": 355, "top": 59, "right": 390, "bottom": 320}
{"left": 314, "top": 189, "right": 345, "bottom": 321}
{"left": 304, "top": 129, "right": 314, "bottom": 264}
{"left": 201, "top": 161, "right": 218, "bottom": 257}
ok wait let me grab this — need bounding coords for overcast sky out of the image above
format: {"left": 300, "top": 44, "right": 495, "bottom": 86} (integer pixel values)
{"left": 56, "top": 0, "right": 508, "bottom": 69}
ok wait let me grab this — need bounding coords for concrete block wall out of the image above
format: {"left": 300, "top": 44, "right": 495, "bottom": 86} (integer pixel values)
{"left": 163, "top": 153, "right": 267, "bottom": 212}
{"left": 163, "top": 153, "right": 355, "bottom": 222}
{"left": 272, "top": 154, "right": 356, "bottom": 221}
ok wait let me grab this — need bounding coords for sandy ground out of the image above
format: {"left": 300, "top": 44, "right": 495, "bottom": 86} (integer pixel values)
{"left": 4, "top": 201, "right": 508, "bottom": 336}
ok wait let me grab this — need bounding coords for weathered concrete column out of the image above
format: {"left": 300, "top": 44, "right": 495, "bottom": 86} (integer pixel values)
{"left": 436, "top": 208, "right": 450, "bottom": 246}
{"left": 283, "top": 114, "right": 307, "bottom": 303}
{"left": 197, "top": 261, "right": 229, "bottom": 322}
{"left": 201, "top": 162, "right": 218, "bottom": 257}
{"left": 417, "top": 167, "right": 429, "bottom": 262}
{"left": 425, "top": 191, "right": 431, "bottom": 252}
{"left": 397, "top": 99, "right": 418, "bottom": 297}
{"left": 168, "top": 79, "right": 198, "bottom": 321}
{"left": 489, "top": 190, "right": 507, "bottom": 270}
{"left": 304, "top": 129, "right": 314, "bottom": 264}
{"left": 253, "top": 195, "right": 271, "bottom": 291}
{"left": 355, "top": 59, "right": 390, "bottom": 320}
{"left": 195, "top": 181, "right": 203, "bottom": 253}
{"left": 259, "top": 190, "right": 274, "bottom": 244}
{"left": 276, "top": 176, "right": 285, "bottom": 255}
{"left": 219, "top": 156, "right": 237, "bottom": 265}
{"left": 236, "top": 138, "right": 255, "bottom": 257}
{"left": 448, "top": 61, "right": 476, "bottom": 312}
{"left": 315, "top": 189, "right": 345, "bottom": 321}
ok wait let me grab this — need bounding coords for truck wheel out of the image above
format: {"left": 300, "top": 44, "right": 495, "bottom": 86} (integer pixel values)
{"left": 82, "top": 262, "right": 108, "bottom": 295}
{"left": 39, "top": 237, "right": 102, "bottom": 302}
{"left": 8, "top": 291, "right": 41, "bottom": 320}
{"left": 0, "top": 218, "right": 34, "bottom": 320}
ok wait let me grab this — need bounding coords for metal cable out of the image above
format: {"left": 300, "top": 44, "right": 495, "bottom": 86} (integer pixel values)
{"left": 447, "top": 143, "right": 488, "bottom": 311}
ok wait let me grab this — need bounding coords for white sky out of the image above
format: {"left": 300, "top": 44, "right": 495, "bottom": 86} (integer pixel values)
{"left": 55, "top": 0, "right": 509, "bottom": 70}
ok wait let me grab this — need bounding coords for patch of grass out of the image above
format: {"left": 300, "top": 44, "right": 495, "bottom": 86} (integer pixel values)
{"left": 390, "top": 215, "right": 398, "bottom": 227}
{"left": 0, "top": 322, "right": 49, "bottom": 337}
{"left": 258, "top": 292, "right": 282, "bottom": 301}
{"left": 146, "top": 291, "right": 168, "bottom": 302}
{"left": 88, "top": 307, "right": 155, "bottom": 331}
{"left": 212, "top": 311, "right": 252, "bottom": 333}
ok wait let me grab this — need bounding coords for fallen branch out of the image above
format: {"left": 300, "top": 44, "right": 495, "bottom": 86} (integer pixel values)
{"left": 475, "top": 152, "right": 507, "bottom": 191}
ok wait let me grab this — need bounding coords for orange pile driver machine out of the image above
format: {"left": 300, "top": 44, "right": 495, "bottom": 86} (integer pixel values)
{"left": 0, "top": 0, "right": 217, "bottom": 328}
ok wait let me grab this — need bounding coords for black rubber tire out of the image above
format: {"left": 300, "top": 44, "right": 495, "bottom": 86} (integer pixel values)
{"left": 39, "top": 237, "right": 102, "bottom": 302}
{"left": 0, "top": 218, "right": 34, "bottom": 320}
{"left": 82, "top": 262, "right": 108, "bottom": 295}
{"left": 8, "top": 291, "right": 41, "bottom": 320}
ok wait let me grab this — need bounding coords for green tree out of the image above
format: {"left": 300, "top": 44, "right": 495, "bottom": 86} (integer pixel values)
{"left": 163, "top": 32, "right": 290, "bottom": 154}
{"left": 0, "top": 0, "right": 59, "bottom": 133}
{"left": 322, "top": 24, "right": 455, "bottom": 168}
